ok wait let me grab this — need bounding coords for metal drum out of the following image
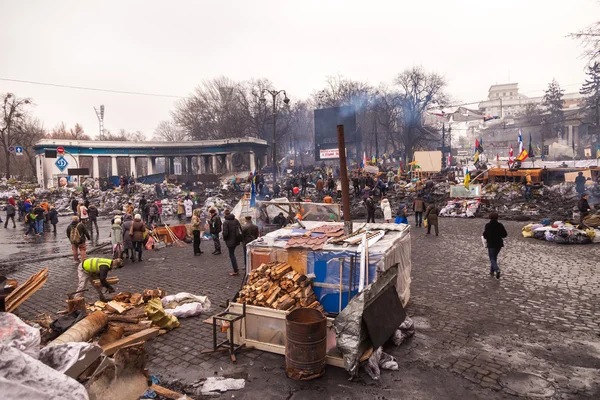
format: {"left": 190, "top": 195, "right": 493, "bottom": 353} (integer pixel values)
{"left": 285, "top": 308, "right": 327, "bottom": 380}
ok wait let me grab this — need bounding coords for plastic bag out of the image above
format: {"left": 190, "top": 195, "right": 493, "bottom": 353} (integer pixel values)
{"left": 392, "top": 316, "right": 415, "bottom": 346}
{"left": 145, "top": 235, "right": 154, "bottom": 250}
{"left": 165, "top": 303, "right": 204, "bottom": 318}
{"left": 144, "top": 298, "right": 180, "bottom": 330}
{"left": 363, "top": 346, "right": 399, "bottom": 380}
{"left": 423, "top": 219, "right": 428, "bottom": 228}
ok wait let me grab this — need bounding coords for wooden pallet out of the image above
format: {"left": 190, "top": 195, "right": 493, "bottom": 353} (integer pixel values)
{"left": 5, "top": 268, "right": 48, "bottom": 312}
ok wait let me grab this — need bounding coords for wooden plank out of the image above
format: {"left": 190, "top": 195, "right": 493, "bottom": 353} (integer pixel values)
{"left": 150, "top": 384, "right": 187, "bottom": 400}
{"left": 6, "top": 271, "right": 48, "bottom": 312}
{"left": 101, "top": 328, "right": 160, "bottom": 356}
{"left": 92, "top": 276, "right": 119, "bottom": 288}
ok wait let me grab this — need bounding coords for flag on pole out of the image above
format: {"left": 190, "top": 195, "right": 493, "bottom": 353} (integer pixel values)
{"left": 572, "top": 133, "right": 575, "bottom": 153}
{"left": 528, "top": 133, "right": 535, "bottom": 157}
{"left": 479, "top": 138, "right": 484, "bottom": 153}
{"left": 516, "top": 149, "right": 528, "bottom": 162}
{"left": 362, "top": 152, "right": 367, "bottom": 168}
{"left": 518, "top": 129, "right": 523, "bottom": 154}
{"left": 464, "top": 169, "right": 471, "bottom": 189}
{"left": 250, "top": 171, "right": 257, "bottom": 207}
{"left": 536, "top": 143, "right": 542, "bottom": 155}
{"left": 474, "top": 151, "right": 480, "bottom": 163}
{"left": 474, "top": 139, "right": 480, "bottom": 155}
{"left": 447, "top": 154, "right": 452, "bottom": 167}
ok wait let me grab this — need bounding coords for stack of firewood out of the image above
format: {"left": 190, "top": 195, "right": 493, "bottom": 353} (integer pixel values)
{"left": 236, "top": 262, "right": 324, "bottom": 313}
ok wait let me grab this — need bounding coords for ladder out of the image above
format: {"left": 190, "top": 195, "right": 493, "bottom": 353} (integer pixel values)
{"left": 239, "top": 192, "right": 254, "bottom": 220}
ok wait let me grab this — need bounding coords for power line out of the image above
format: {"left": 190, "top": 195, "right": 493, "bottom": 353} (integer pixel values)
{"left": 0, "top": 78, "right": 185, "bottom": 99}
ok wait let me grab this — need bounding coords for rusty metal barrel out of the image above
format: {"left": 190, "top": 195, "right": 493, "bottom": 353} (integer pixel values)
{"left": 285, "top": 307, "right": 327, "bottom": 380}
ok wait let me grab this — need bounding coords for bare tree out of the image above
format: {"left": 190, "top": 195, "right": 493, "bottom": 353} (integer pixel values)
{"left": 373, "top": 86, "right": 404, "bottom": 154}
{"left": 569, "top": 19, "right": 600, "bottom": 62}
{"left": 0, "top": 93, "right": 32, "bottom": 177}
{"left": 394, "top": 66, "right": 448, "bottom": 163}
{"left": 286, "top": 101, "right": 314, "bottom": 167}
{"left": 153, "top": 120, "right": 188, "bottom": 142}
{"left": 172, "top": 77, "right": 249, "bottom": 140}
{"left": 49, "top": 122, "right": 90, "bottom": 140}
{"left": 16, "top": 118, "right": 46, "bottom": 177}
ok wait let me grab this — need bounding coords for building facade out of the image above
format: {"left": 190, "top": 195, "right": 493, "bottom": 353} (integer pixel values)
{"left": 33, "top": 138, "right": 269, "bottom": 188}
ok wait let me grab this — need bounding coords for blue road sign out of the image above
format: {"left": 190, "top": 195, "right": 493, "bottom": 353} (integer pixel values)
{"left": 55, "top": 156, "right": 69, "bottom": 172}
{"left": 15, "top": 146, "right": 23, "bottom": 156}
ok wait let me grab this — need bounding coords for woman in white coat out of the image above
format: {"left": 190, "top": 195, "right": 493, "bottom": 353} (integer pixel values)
{"left": 381, "top": 197, "right": 392, "bottom": 223}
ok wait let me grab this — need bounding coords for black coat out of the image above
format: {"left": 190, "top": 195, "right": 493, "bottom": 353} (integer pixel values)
{"left": 222, "top": 214, "right": 242, "bottom": 248}
{"left": 577, "top": 198, "right": 591, "bottom": 213}
{"left": 49, "top": 209, "right": 59, "bottom": 224}
{"left": 365, "top": 197, "right": 375, "bottom": 213}
{"left": 483, "top": 220, "right": 508, "bottom": 248}
{"left": 242, "top": 222, "right": 259, "bottom": 245}
{"left": 209, "top": 214, "right": 222, "bottom": 234}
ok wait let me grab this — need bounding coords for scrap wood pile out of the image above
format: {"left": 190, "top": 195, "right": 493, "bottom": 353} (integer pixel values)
{"left": 236, "top": 262, "right": 324, "bottom": 313}
{"left": 4, "top": 268, "right": 48, "bottom": 312}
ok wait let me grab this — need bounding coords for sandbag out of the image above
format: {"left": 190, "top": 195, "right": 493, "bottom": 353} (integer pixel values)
{"left": 521, "top": 224, "right": 534, "bottom": 238}
{"left": 144, "top": 298, "right": 180, "bottom": 330}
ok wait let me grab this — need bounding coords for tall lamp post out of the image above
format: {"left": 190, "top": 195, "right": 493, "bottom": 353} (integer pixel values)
{"left": 94, "top": 105, "right": 105, "bottom": 139}
{"left": 260, "top": 89, "right": 289, "bottom": 181}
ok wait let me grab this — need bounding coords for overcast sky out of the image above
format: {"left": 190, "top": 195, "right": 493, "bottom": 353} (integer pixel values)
{"left": 1, "top": 0, "right": 597, "bottom": 138}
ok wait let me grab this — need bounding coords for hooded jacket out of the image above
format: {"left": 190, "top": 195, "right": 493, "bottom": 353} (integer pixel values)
{"left": 222, "top": 214, "right": 242, "bottom": 248}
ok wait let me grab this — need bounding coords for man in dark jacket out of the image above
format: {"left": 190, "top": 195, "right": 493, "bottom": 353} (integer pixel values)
{"left": 575, "top": 172, "right": 586, "bottom": 196}
{"left": 139, "top": 195, "right": 148, "bottom": 223}
{"left": 71, "top": 197, "right": 79, "bottom": 215}
{"left": 577, "top": 194, "right": 592, "bottom": 226}
{"left": 87, "top": 204, "right": 99, "bottom": 236}
{"left": 273, "top": 212, "right": 286, "bottom": 228}
{"left": 222, "top": 210, "right": 242, "bottom": 276}
{"left": 241, "top": 215, "right": 259, "bottom": 267}
{"left": 483, "top": 212, "right": 508, "bottom": 279}
{"left": 67, "top": 216, "right": 91, "bottom": 262}
{"left": 424, "top": 203, "right": 439, "bottom": 236}
{"left": 413, "top": 195, "right": 425, "bottom": 227}
{"left": 33, "top": 204, "right": 46, "bottom": 235}
{"left": 365, "top": 193, "right": 376, "bottom": 223}
{"left": 4, "top": 198, "right": 16, "bottom": 229}
{"left": 209, "top": 208, "right": 222, "bottom": 255}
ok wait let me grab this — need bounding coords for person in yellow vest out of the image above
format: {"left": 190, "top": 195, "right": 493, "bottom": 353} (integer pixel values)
{"left": 76, "top": 257, "right": 123, "bottom": 301}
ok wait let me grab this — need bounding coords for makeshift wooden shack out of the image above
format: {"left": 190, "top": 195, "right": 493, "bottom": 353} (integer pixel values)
{"left": 229, "top": 221, "right": 411, "bottom": 369}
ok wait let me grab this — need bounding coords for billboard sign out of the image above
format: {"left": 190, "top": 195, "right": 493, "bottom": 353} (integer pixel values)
{"left": 314, "top": 106, "right": 357, "bottom": 161}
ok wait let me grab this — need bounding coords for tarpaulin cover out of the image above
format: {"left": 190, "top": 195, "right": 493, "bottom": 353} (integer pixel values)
{"left": 333, "top": 265, "right": 399, "bottom": 376}
{"left": 0, "top": 313, "right": 89, "bottom": 400}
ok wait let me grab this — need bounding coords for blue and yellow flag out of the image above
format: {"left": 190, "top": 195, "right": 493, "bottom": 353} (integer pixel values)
{"left": 250, "top": 171, "right": 256, "bottom": 207}
{"left": 464, "top": 170, "right": 471, "bottom": 189}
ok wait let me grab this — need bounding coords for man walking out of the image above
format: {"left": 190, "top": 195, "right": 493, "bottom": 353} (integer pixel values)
{"left": 139, "top": 195, "right": 148, "bottom": 224}
{"left": 33, "top": 202, "right": 45, "bottom": 235}
{"left": 67, "top": 216, "right": 91, "bottom": 262}
{"left": 365, "top": 193, "right": 376, "bottom": 223}
{"left": 76, "top": 258, "right": 123, "bottom": 302}
{"left": 424, "top": 203, "right": 440, "bottom": 236}
{"left": 413, "top": 195, "right": 425, "bottom": 227}
{"left": 88, "top": 203, "right": 100, "bottom": 236}
{"left": 241, "top": 215, "right": 259, "bottom": 267}
{"left": 483, "top": 212, "right": 508, "bottom": 279}
{"left": 191, "top": 209, "right": 203, "bottom": 256}
{"left": 222, "top": 210, "right": 242, "bottom": 276}
{"left": 209, "top": 208, "right": 222, "bottom": 255}
{"left": 4, "top": 197, "right": 16, "bottom": 229}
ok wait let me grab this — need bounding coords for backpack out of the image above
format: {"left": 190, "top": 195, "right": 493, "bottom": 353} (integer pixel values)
{"left": 70, "top": 223, "right": 82, "bottom": 244}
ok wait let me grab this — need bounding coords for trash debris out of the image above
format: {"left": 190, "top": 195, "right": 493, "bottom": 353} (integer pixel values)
{"left": 363, "top": 346, "right": 399, "bottom": 380}
{"left": 392, "top": 316, "right": 415, "bottom": 346}
{"left": 200, "top": 377, "right": 245, "bottom": 396}
{"left": 162, "top": 292, "right": 211, "bottom": 318}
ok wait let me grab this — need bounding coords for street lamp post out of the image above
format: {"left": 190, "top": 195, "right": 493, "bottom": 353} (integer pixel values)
{"left": 260, "top": 89, "right": 290, "bottom": 181}
{"left": 94, "top": 105, "right": 105, "bottom": 139}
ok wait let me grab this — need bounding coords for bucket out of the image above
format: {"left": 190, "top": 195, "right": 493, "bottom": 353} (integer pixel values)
{"left": 285, "top": 308, "right": 327, "bottom": 380}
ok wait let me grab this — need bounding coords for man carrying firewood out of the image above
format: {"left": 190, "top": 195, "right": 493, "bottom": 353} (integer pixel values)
{"left": 76, "top": 258, "right": 123, "bottom": 301}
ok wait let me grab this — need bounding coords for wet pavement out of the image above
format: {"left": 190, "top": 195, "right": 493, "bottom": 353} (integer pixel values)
{"left": 4, "top": 218, "right": 600, "bottom": 399}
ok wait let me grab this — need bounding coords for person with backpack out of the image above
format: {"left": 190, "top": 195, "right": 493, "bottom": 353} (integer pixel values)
{"left": 5, "top": 197, "right": 16, "bottom": 229}
{"left": 48, "top": 205, "right": 59, "bottom": 233}
{"left": 87, "top": 203, "right": 99, "bottom": 236}
{"left": 24, "top": 210, "right": 37, "bottom": 238}
{"left": 209, "top": 208, "right": 222, "bottom": 255}
{"left": 222, "top": 209, "right": 242, "bottom": 276}
{"left": 76, "top": 257, "right": 123, "bottom": 302}
{"left": 191, "top": 209, "right": 203, "bottom": 256}
{"left": 413, "top": 195, "right": 425, "bottom": 227}
{"left": 67, "top": 216, "right": 91, "bottom": 262}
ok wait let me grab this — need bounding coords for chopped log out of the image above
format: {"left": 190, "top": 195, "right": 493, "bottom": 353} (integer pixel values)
{"left": 142, "top": 288, "right": 166, "bottom": 302}
{"left": 109, "top": 320, "right": 153, "bottom": 335}
{"left": 49, "top": 311, "right": 108, "bottom": 346}
{"left": 266, "top": 287, "right": 281, "bottom": 305}
{"left": 129, "top": 293, "right": 143, "bottom": 305}
{"left": 277, "top": 297, "right": 295, "bottom": 310}
{"left": 108, "top": 315, "right": 141, "bottom": 323}
{"left": 307, "top": 301, "right": 320, "bottom": 309}
{"left": 105, "top": 301, "right": 127, "bottom": 314}
{"left": 67, "top": 297, "right": 87, "bottom": 313}
{"left": 93, "top": 300, "right": 107, "bottom": 309}
{"left": 101, "top": 328, "right": 160, "bottom": 356}
{"left": 289, "top": 288, "right": 302, "bottom": 298}
{"left": 97, "top": 326, "right": 125, "bottom": 346}
{"left": 150, "top": 384, "right": 188, "bottom": 400}
{"left": 292, "top": 273, "right": 306, "bottom": 284}
{"left": 112, "top": 292, "right": 132, "bottom": 302}
{"left": 92, "top": 277, "right": 119, "bottom": 288}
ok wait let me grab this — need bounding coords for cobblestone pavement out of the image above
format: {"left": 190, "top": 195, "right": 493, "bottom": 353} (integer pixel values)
{"left": 5, "top": 218, "right": 600, "bottom": 399}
